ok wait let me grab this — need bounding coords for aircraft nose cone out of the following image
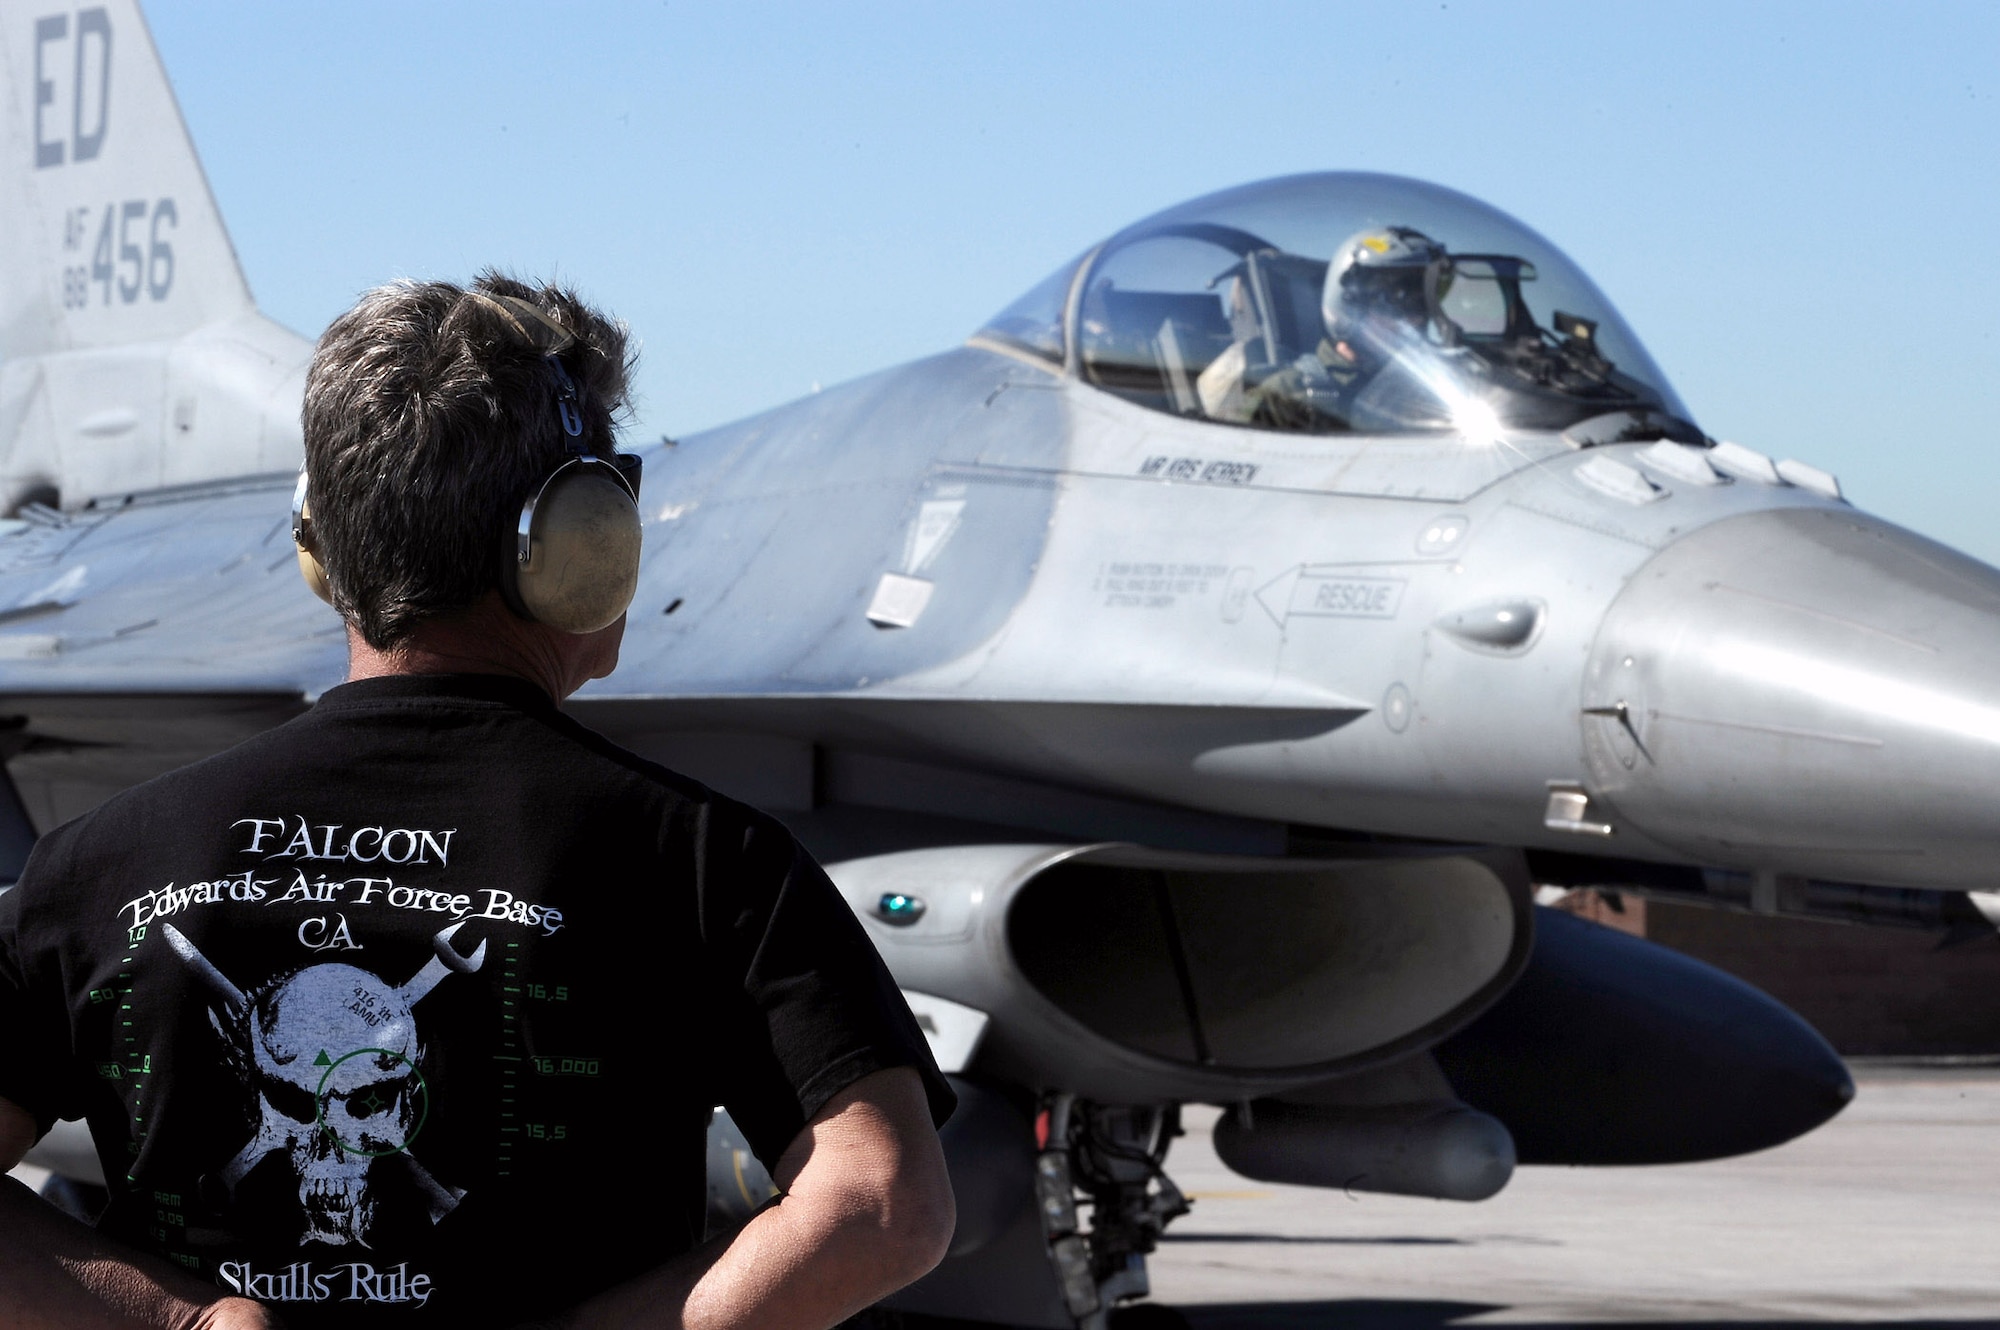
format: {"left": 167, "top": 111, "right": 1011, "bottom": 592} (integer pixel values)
{"left": 1583, "top": 508, "right": 2000, "bottom": 888}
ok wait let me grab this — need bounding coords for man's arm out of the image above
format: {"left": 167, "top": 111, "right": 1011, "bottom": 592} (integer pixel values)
{"left": 545, "top": 1065, "right": 954, "bottom": 1330}
{"left": 0, "top": 1097, "right": 279, "bottom": 1330}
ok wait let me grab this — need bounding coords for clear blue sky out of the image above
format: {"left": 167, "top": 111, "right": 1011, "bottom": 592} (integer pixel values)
{"left": 147, "top": 2, "right": 2000, "bottom": 562}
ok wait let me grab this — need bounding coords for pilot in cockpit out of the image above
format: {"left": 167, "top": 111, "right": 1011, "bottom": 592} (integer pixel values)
{"left": 1320, "top": 227, "right": 1444, "bottom": 369}
{"left": 1065, "top": 182, "right": 1691, "bottom": 440}
{"left": 1314, "top": 225, "right": 1465, "bottom": 431}
{"left": 1195, "top": 226, "right": 1458, "bottom": 432}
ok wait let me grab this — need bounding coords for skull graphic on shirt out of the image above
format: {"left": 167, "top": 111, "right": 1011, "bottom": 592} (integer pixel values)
{"left": 163, "top": 922, "right": 485, "bottom": 1246}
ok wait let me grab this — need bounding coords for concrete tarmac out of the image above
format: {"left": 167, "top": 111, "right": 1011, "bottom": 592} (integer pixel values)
{"left": 9, "top": 1065, "right": 1996, "bottom": 1326}
{"left": 1151, "top": 1063, "right": 2000, "bottom": 1327}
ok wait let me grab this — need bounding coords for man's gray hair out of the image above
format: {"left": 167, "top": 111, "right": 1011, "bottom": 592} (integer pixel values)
{"left": 301, "top": 272, "right": 635, "bottom": 649}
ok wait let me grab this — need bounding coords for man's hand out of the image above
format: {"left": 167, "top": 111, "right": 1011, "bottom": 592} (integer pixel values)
{"left": 548, "top": 1065, "right": 954, "bottom": 1330}
{"left": 0, "top": 1096, "right": 282, "bottom": 1329}
{"left": 180, "top": 1300, "right": 284, "bottom": 1330}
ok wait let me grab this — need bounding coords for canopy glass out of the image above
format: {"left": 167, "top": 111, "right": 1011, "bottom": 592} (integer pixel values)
{"left": 979, "top": 173, "right": 1697, "bottom": 442}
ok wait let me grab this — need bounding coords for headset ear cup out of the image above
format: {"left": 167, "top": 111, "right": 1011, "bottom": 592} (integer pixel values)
{"left": 511, "top": 469, "right": 643, "bottom": 634}
{"left": 293, "top": 500, "right": 334, "bottom": 606}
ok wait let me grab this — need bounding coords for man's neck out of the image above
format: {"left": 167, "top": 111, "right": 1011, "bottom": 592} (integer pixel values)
{"left": 344, "top": 594, "right": 598, "bottom": 701}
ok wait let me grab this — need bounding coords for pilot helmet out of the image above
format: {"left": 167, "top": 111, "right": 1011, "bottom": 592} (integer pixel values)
{"left": 1321, "top": 226, "right": 1447, "bottom": 340}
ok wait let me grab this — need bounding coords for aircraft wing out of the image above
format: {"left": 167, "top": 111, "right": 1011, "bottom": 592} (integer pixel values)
{"left": 0, "top": 477, "right": 337, "bottom": 824}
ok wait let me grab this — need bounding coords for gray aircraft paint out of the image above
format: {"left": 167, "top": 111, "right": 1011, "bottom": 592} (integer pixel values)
{"left": 632, "top": 347, "right": 1063, "bottom": 692}
{"left": 0, "top": 12, "right": 1930, "bottom": 891}
{"left": 0, "top": 342, "right": 1951, "bottom": 889}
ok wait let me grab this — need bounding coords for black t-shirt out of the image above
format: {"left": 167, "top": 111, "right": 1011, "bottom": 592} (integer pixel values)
{"left": 0, "top": 674, "right": 951, "bottom": 1326}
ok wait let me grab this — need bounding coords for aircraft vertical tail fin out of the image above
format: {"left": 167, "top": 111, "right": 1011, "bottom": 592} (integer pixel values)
{"left": 0, "top": 1, "right": 307, "bottom": 508}
{"left": 0, "top": 0, "right": 252, "bottom": 355}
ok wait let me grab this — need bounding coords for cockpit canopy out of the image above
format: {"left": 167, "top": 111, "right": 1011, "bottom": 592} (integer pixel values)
{"left": 978, "top": 173, "right": 1698, "bottom": 441}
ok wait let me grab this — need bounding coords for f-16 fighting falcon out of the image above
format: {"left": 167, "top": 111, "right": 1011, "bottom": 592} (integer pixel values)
{"left": 4, "top": 3, "right": 1998, "bottom": 1328}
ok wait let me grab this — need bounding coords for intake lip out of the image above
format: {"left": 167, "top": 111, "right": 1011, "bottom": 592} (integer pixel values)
{"left": 1580, "top": 508, "right": 2000, "bottom": 889}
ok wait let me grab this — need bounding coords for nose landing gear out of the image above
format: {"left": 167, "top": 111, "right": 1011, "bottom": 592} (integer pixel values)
{"left": 1035, "top": 1093, "right": 1192, "bottom": 1330}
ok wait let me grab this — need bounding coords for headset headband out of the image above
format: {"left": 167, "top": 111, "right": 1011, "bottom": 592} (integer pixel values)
{"left": 462, "top": 290, "right": 578, "bottom": 356}
{"left": 464, "top": 290, "right": 589, "bottom": 440}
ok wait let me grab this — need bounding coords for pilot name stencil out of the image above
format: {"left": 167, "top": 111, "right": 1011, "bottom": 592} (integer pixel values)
{"left": 1256, "top": 567, "right": 1408, "bottom": 626}
{"left": 1137, "top": 456, "right": 1259, "bottom": 486}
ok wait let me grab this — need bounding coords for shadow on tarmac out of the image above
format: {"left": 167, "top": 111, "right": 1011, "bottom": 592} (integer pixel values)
{"left": 1176, "top": 1305, "right": 2000, "bottom": 1330}
{"left": 875, "top": 1305, "right": 2000, "bottom": 1330}
{"left": 1157, "top": 1234, "right": 1468, "bottom": 1246}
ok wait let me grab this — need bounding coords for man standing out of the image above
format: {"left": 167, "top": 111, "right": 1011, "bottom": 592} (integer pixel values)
{"left": 0, "top": 274, "right": 955, "bottom": 1328}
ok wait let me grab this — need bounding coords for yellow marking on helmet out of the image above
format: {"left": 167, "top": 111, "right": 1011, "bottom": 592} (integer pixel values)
{"left": 1361, "top": 234, "right": 1393, "bottom": 254}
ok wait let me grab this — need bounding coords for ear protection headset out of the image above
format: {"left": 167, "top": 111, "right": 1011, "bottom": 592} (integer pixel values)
{"left": 293, "top": 291, "right": 645, "bottom": 635}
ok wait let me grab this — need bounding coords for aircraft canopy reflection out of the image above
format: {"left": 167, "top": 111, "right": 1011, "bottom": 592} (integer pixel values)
{"left": 981, "top": 172, "right": 1702, "bottom": 443}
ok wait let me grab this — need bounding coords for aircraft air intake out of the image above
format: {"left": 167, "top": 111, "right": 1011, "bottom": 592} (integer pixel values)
{"left": 829, "top": 843, "right": 1534, "bottom": 1106}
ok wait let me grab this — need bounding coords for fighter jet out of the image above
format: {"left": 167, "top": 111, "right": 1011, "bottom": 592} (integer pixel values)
{"left": 0, "top": 4, "right": 1987, "bottom": 1328}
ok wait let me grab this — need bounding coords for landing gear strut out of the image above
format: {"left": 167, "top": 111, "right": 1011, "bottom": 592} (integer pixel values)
{"left": 1034, "top": 1093, "right": 1190, "bottom": 1330}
